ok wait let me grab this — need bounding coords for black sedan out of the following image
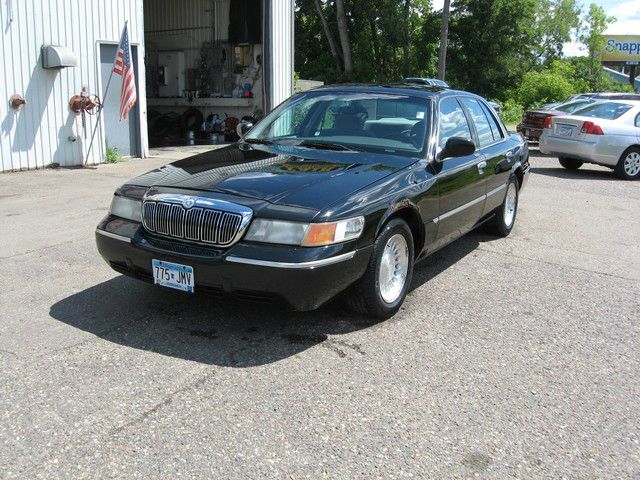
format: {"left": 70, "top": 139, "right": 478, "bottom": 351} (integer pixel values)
{"left": 96, "top": 84, "right": 530, "bottom": 318}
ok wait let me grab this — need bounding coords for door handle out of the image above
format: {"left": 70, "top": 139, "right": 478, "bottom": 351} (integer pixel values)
{"left": 477, "top": 160, "right": 487, "bottom": 174}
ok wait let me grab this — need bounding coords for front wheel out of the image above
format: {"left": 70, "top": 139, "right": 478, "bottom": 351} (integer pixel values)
{"left": 345, "top": 218, "right": 414, "bottom": 319}
{"left": 614, "top": 147, "right": 640, "bottom": 180}
{"left": 487, "top": 175, "right": 519, "bottom": 237}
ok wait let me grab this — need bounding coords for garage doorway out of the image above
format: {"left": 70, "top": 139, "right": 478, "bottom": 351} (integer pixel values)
{"left": 143, "top": 0, "right": 265, "bottom": 147}
{"left": 99, "top": 43, "right": 141, "bottom": 157}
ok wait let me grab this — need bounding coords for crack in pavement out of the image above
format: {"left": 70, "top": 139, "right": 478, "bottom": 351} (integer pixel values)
{"left": 477, "top": 245, "right": 639, "bottom": 283}
{"left": 0, "top": 239, "right": 79, "bottom": 260}
{"left": 109, "top": 369, "right": 216, "bottom": 436}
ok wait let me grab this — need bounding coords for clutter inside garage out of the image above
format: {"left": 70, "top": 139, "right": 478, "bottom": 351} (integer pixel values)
{"left": 144, "top": 0, "right": 264, "bottom": 147}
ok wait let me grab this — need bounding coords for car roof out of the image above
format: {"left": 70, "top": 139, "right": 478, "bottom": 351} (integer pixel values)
{"left": 310, "top": 83, "right": 486, "bottom": 101}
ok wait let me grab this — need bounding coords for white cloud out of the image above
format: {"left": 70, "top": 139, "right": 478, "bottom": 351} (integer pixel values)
{"left": 604, "top": 0, "right": 640, "bottom": 34}
{"left": 563, "top": 40, "right": 587, "bottom": 57}
{"left": 431, "top": 0, "right": 445, "bottom": 11}
{"left": 607, "top": 0, "right": 640, "bottom": 22}
{"left": 605, "top": 19, "right": 640, "bottom": 35}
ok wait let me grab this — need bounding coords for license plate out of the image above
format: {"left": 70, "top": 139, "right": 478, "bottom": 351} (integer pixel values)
{"left": 152, "top": 259, "right": 194, "bottom": 292}
{"left": 558, "top": 125, "right": 573, "bottom": 136}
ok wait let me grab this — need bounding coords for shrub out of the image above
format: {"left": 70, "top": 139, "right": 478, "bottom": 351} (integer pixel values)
{"left": 500, "top": 99, "right": 524, "bottom": 126}
{"left": 517, "top": 69, "right": 574, "bottom": 109}
{"left": 105, "top": 146, "right": 123, "bottom": 164}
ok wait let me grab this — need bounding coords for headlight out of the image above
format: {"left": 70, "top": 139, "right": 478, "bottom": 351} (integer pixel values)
{"left": 109, "top": 195, "right": 142, "bottom": 222}
{"left": 244, "top": 216, "right": 364, "bottom": 246}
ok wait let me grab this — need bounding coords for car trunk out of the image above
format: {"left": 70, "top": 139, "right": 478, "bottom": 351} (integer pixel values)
{"left": 550, "top": 116, "right": 605, "bottom": 140}
{"left": 522, "top": 109, "right": 556, "bottom": 127}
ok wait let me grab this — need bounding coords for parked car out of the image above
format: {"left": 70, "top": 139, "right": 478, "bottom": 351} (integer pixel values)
{"left": 540, "top": 101, "right": 562, "bottom": 110}
{"left": 569, "top": 92, "right": 640, "bottom": 101}
{"left": 517, "top": 100, "right": 594, "bottom": 141}
{"left": 96, "top": 84, "right": 530, "bottom": 318}
{"left": 539, "top": 100, "right": 640, "bottom": 180}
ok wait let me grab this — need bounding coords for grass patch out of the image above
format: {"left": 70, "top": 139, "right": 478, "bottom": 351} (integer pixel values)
{"left": 105, "top": 146, "right": 124, "bottom": 163}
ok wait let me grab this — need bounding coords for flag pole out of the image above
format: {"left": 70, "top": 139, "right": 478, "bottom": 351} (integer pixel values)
{"left": 84, "top": 21, "right": 128, "bottom": 165}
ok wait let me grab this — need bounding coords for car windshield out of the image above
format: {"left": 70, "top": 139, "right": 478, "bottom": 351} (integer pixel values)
{"left": 572, "top": 102, "right": 633, "bottom": 120}
{"left": 556, "top": 101, "right": 591, "bottom": 113}
{"left": 245, "top": 91, "right": 431, "bottom": 157}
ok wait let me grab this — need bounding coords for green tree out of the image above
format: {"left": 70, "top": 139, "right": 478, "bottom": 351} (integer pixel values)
{"left": 531, "top": 0, "right": 581, "bottom": 66}
{"left": 446, "top": 0, "right": 537, "bottom": 99}
{"left": 578, "top": 3, "right": 615, "bottom": 90}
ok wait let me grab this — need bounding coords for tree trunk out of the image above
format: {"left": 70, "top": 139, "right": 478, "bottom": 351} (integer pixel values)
{"left": 403, "top": 0, "right": 412, "bottom": 76}
{"left": 335, "top": 0, "right": 353, "bottom": 75}
{"left": 313, "top": 0, "right": 343, "bottom": 74}
{"left": 369, "top": 17, "right": 382, "bottom": 77}
{"left": 437, "top": 0, "right": 451, "bottom": 80}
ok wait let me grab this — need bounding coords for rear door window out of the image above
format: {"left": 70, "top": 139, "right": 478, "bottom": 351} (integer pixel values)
{"left": 460, "top": 97, "right": 495, "bottom": 147}
{"left": 438, "top": 97, "right": 473, "bottom": 149}
{"left": 480, "top": 102, "right": 504, "bottom": 142}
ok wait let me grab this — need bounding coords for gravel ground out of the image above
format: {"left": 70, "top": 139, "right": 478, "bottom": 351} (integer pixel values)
{"left": 1, "top": 147, "right": 638, "bottom": 478}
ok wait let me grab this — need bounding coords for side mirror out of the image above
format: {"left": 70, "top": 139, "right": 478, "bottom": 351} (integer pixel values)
{"left": 236, "top": 121, "right": 253, "bottom": 138}
{"left": 438, "top": 137, "right": 476, "bottom": 160}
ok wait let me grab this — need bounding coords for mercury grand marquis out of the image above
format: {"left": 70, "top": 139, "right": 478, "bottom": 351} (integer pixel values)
{"left": 96, "top": 84, "right": 530, "bottom": 318}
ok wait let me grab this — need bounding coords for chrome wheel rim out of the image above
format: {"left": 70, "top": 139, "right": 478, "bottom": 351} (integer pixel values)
{"left": 623, "top": 152, "right": 640, "bottom": 177}
{"left": 379, "top": 233, "right": 409, "bottom": 304}
{"left": 503, "top": 182, "right": 517, "bottom": 227}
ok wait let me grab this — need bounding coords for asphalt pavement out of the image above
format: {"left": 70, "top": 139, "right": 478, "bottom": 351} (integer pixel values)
{"left": 1, "top": 147, "right": 638, "bottom": 478}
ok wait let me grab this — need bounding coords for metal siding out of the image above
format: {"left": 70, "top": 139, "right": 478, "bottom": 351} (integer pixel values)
{"left": 0, "top": 0, "right": 146, "bottom": 172}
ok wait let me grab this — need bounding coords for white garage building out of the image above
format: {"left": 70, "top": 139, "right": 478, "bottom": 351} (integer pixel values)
{"left": 0, "top": 0, "right": 294, "bottom": 172}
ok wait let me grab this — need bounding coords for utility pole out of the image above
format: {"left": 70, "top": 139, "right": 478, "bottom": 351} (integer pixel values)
{"left": 437, "top": 0, "right": 451, "bottom": 80}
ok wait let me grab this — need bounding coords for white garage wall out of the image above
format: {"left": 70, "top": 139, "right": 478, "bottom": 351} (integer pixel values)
{"left": 0, "top": 0, "right": 147, "bottom": 172}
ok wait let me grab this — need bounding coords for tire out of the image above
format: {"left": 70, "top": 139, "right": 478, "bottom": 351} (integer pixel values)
{"left": 487, "top": 175, "right": 519, "bottom": 237}
{"left": 614, "top": 147, "right": 640, "bottom": 180}
{"left": 559, "top": 157, "right": 583, "bottom": 170}
{"left": 345, "top": 218, "right": 414, "bottom": 319}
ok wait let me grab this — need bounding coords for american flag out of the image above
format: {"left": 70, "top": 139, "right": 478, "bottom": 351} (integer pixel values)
{"left": 113, "top": 23, "right": 137, "bottom": 121}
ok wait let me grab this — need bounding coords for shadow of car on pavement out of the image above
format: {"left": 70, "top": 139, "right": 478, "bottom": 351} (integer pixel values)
{"left": 49, "top": 232, "right": 492, "bottom": 367}
{"left": 530, "top": 166, "right": 616, "bottom": 181}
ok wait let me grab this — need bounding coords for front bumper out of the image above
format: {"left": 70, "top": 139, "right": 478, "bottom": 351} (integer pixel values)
{"left": 520, "top": 165, "right": 531, "bottom": 191}
{"left": 96, "top": 216, "right": 372, "bottom": 311}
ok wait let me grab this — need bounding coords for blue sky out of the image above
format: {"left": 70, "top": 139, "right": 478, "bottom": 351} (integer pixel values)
{"left": 432, "top": 0, "right": 639, "bottom": 57}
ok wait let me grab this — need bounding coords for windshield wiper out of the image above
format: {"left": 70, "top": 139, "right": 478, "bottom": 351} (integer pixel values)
{"left": 242, "top": 138, "right": 275, "bottom": 145}
{"left": 298, "top": 140, "right": 354, "bottom": 151}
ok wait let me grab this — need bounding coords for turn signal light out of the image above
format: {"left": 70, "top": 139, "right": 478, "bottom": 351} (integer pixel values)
{"left": 303, "top": 223, "right": 337, "bottom": 246}
{"left": 542, "top": 116, "right": 553, "bottom": 129}
{"left": 581, "top": 121, "right": 604, "bottom": 135}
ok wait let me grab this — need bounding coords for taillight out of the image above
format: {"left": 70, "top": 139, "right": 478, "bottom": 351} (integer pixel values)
{"left": 543, "top": 116, "right": 553, "bottom": 129}
{"left": 581, "top": 121, "right": 604, "bottom": 135}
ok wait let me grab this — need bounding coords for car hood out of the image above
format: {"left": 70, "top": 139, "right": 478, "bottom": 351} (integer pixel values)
{"left": 130, "top": 143, "right": 415, "bottom": 210}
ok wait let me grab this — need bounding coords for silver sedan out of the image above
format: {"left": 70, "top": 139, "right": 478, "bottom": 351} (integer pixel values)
{"left": 539, "top": 100, "right": 640, "bottom": 179}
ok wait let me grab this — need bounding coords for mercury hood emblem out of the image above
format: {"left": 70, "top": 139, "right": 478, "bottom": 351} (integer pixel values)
{"left": 182, "top": 197, "right": 196, "bottom": 209}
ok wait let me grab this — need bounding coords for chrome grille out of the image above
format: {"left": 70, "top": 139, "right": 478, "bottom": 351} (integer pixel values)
{"left": 141, "top": 194, "right": 252, "bottom": 247}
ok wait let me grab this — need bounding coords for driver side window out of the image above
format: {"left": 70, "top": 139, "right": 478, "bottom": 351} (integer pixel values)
{"left": 438, "top": 97, "right": 472, "bottom": 149}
